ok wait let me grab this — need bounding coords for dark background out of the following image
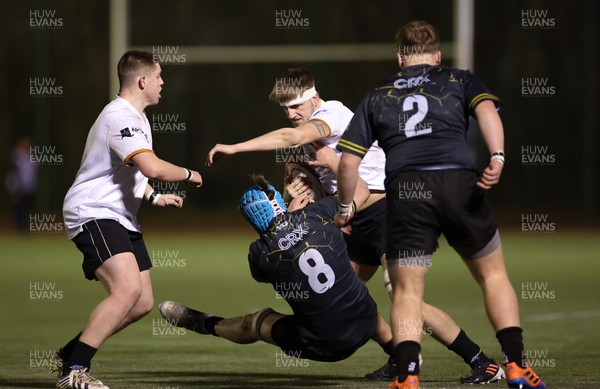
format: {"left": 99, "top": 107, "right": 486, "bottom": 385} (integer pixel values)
{"left": 1, "top": 0, "right": 598, "bottom": 232}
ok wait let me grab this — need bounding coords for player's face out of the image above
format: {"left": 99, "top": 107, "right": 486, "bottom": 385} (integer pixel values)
{"left": 283, "top": 99, "right": 316, "bottom": 127}
{"left": 144, "top": 63, "right": 164, "bottom": 106}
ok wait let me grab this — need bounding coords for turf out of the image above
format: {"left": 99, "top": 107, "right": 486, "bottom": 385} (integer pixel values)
{"left": 0, "top": 231, "right": 598, "bottom": 388}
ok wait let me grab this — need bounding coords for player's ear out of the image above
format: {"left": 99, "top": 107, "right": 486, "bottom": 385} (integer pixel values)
{"left": 311, "top": 94, "right": 319, "bottom": 108}
{"left": 435, "top": 51, "right": 441, "bottom": 65}
{"left": 138, "top": 76, "right": 146, "bottom": 90}
{"left": 397, "top": 52, "right": 403, "bottom": 68}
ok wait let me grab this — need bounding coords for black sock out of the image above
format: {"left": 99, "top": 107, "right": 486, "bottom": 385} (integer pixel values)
{"left": 394, "top": 341, "right": 420, "bottom": 380}
{"left": 496, "top": 326, "right": 524, "bottom": 367}
{"left": 205, "top": 316, "right": 224, "bottom": 336}
{"left": 470, "top": 350, "right": 492, "bottom": 367}
{"left": 447, "top": 329, "right": 484, "bottom": 366}
{"left": 380, "top": 339, "right": 395, "bottom": 356}
{"left": 64, "top": 341, "right": 97, "bottom": 371}
{"left": 59, "top": 332, "right": 82, "bottom": 360}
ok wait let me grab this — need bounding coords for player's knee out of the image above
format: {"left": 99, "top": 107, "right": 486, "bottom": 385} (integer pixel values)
{"left": 250, "top": 308, "right": 276, "bottom": 341}
{"left": 135, "top": 296, "right": 154, "bottom": 318}
{"left": 112, "top": 282, "right": 143, "bottom": 307}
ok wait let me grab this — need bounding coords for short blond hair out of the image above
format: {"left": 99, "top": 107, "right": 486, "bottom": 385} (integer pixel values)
{"left": 395, "top": 21, "right": 440, "bottom": 58}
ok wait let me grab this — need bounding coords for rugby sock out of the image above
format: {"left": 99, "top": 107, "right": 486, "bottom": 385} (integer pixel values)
{"left": 64, "top": 341, "right": 97, "bottom": 372}
{"left": 60, "top": 331, "right": 82, "bottom": 359}
{"left": 204, "top": 316, "right": 224, "bottom": 336}
{"left": 496, "top": 326, "right": 524, "bottom": 367}
{"left": 447, "top": 329, "right": 485, "bottom": 366}
{"left": 394, "top": 341, "right": 420, "bottom": 381}
{"left": 380, "top": 339, "right": 395, "bottom": 356}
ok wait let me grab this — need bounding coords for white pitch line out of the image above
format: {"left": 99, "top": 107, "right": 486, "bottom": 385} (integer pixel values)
{"left": 523, "top": 309, "right": 600, "bottom": 322}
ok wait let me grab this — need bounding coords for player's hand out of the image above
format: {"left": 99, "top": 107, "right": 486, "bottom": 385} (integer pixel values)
{"left": 477, "top": 159, "right": 503, "bottom": 190}
{"left": 334, "top": 211, "right": 354, "bottom": 229}
{"left": 288, "top": 193, "right": 314, "bottom": 212}
{"left": 188, "top": 170, "right": 203, "bottom": 188}
{"left": 307, "top": 143, "right": 339, "bottom": 171}
{"left": 156, "top": 194, "right": 184, "bottom": 208}
{"left": 206, "top": 144, "right": 236, "bottom": 166}
{"left": 285, "top": 176, "right": 314, "bottom": 199}
{"left": 339, "top": 223, "right": 352, "bottom": 235}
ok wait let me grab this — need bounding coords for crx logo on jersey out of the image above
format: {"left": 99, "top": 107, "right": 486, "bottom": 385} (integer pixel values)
{"left": 277, "top": 222, "right": 310, "bottom": 250}
{"left": 394, "top": 75, "right": 431, "bottom": 90}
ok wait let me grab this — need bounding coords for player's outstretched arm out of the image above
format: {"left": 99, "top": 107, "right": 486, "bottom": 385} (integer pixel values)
{"left": 132, "top": 152, "right": 202, "bottom": 187}
{"left": 206, "top": 122, "right": 327, "bottom": 166}
{"left": 475, "top": 100, "right": 505, "bottom": 190}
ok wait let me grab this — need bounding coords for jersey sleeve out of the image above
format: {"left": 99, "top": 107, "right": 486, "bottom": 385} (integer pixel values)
{"left": 309, "top": 106, "right": 343, "bottom": 138}
{"left": 248, "top": 242, "right": 270, "bottom": 283}
{"left": 108, "top": 115, "right": 154, "bottom": 166}
{"left": 462, "top": 70, "right": 503, "bottom": 115}
{"left": 336, "top": 94, "right": 376, "bottom": 158}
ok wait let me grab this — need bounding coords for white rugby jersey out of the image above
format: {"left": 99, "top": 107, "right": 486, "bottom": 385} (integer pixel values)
{"left": 63, "top": 96, "right": 153, "bottom": 239}
{"left": 303, "top": 99, "right": 386, "bottom": 193}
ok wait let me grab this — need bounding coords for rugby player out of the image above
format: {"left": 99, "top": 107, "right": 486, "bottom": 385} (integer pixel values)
{"left": 160, "top": 173, "right": 394, "bottom": 365}
{"left": 206, "top": 70, "right": 505, "bottom": 384}
{"left": 335, "top": 21, "right": 546, "bottom": 389}
{"left": 51, "top": 50, "right": 202, "bottom": 389}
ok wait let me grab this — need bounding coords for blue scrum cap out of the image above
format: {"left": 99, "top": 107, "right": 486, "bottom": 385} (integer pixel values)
{"left": 240, "top": 184, "right": 287, "bottom": 234}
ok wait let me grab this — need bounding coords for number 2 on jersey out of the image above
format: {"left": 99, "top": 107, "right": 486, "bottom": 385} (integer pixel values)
{"left": 401, "top": 95, "right": 432, "bottom": 138}
{"left": 299, "top": 248, "right": 335, "bottom": 294}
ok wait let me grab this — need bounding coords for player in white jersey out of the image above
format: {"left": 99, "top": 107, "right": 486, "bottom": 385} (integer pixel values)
{"left": 207, "top": 69, "right": 503, "bottom": 383}
{"left": 206, "top": 68, "right": 386, "bottom": 279}
{"left": 52, "top": 51, "right": 202, "bottom": 389}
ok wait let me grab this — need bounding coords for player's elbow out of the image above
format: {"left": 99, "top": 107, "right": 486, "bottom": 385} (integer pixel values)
{"left": 132, "top": 153, "right": 166, "bottom": 180}
{"left": 339, "top": 153, "right": 361, "bottom": 173}
{"left": 136, "top": 164, "right": 162, "bottom": 180}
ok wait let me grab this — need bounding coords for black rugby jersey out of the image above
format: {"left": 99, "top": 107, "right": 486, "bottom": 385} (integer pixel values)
{"left": 247, "top": 196, "right": 376, "bottom": 350}
{"left": 337, "top": 65, "right": 502, "bottom": 176}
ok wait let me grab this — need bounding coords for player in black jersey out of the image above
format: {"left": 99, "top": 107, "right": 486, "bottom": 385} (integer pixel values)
{"left": 160, "top": 174, "right": 393, "bottom": 365}
{"left": 335, "top": 21, "right": 546, "bottom": 389}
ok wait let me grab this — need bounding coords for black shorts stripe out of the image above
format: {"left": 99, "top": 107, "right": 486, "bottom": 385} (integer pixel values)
{"left": 93, "top": 219, "right": 113, "bottom": 260}
{"left": 83, "top": 221, "right": 111, "bottom": 263}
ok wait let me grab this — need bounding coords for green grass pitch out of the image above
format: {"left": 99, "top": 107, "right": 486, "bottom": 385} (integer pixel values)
{"left": 0, "top": 231, "right": 599, "bottom": 388}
